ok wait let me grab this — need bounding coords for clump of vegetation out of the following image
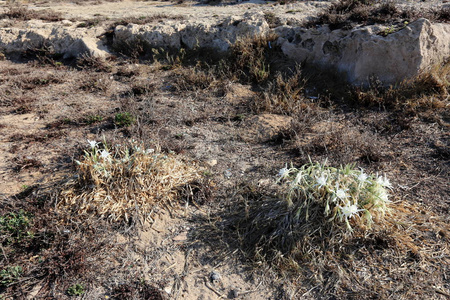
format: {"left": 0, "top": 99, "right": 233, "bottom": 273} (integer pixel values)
{"left": 78, "top": 73, "right": 111, "bottom": 93}
{"left": 83, "top": 114, "right": 104, "bottom": 124}
{"left": 352, "top": 60, "right": 450, "bottom": 111}
{"left": 111, "top": 281, "right": 165, "bottom": 299}
{"left": 277, "top": 161, "right": 391, "bottom": 232}
{"left": 257, "top": 67, "right": 307, "bottom": 114}
{"left": 58, "top": 139, "right": 202, "bottom": 223}
{"left": 238, "top": 161, "right": 392, "bottom": 264}
{"left": 173, "top": 66, "right": 219, "bottom": 92}
{"left": 230, "top": 33, "right": 280, "bottom": 84}
{"left": 76, "top": 54, "right": 112, "bottom": 73}
{"left": 110, "top": 37, "right": 153, "bottom": 60}
{"left": 67, "top": 283, "right": 85, "bottom": 296}
{"left": 0, "top": 266, "right": 23, "bottom": 287}
{"left": 114, "top": 112, "right": 136, "bottom": 127}
{"left": 0, "top": 210, "right": 33, "bottom": 244}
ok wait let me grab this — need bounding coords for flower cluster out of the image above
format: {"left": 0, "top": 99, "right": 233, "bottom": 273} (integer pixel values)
{"left": 75, "top": 139, "right": 156, "bottom": 184}
{"left": 277, "top": 162, "right": 392, "bottom": 231}
{"left": 62, "top": 138, "right": 200, "bottom": 222}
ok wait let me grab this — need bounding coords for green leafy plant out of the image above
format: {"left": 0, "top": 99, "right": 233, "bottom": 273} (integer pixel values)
{"left": 0, "top": 266, "right": 23, "bottom": 286}
{"left": 114, "top": 112, "right": 136, "bottom": 127}
{"left": 67, "top": 283, "right": 85, "bottom": 296}
{"left": 0, "top": 210, "right": 33, "bottom": 243}
{"left": 380, "top": 25, "right": 396, "bottom": 37}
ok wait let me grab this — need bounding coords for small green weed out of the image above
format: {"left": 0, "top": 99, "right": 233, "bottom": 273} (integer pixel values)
{"left": 84, "top": 115, "right": 103, "bottom": 124}
{"left": 0, "top": 266, "right": 23, "bottom": 287}
{"left": 0, "top": 210, "right": 33, "bottom": 244}
{"left": 114, "top": 112, "right": 136, "bottom": 127}
{"left": 67, "top": 283, "right": 85, "bottom": 296}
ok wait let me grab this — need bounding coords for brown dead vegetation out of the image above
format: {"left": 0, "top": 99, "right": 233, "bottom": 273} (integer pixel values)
{"left": 306, "top": 0, "right": 450, "bottom": 30}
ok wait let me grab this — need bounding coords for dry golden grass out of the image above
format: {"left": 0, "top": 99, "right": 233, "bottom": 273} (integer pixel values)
{"left": 58, "top": 141, "right": 202, "bottom": 223}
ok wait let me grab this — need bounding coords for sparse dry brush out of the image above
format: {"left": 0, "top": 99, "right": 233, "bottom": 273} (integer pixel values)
{"left": 58, "top": 140, "right": 202, "bottom": 223}
{"left": 352, "top": 60, "right": 450, "bottom": 111}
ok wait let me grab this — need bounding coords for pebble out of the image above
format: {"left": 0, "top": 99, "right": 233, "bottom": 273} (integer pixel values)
{"left": 210, "top": 271, "right": 221, "bottom": 282}
{"left": 223, "top": 170, "right": 232, "bottom": 178}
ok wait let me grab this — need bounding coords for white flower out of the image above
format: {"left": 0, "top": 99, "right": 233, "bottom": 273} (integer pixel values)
{"left": 87, "top": 139, "right": 98, "bottom": 148}
{"left": 376, "top": 189, "right": 391, "bottom": 203}
{"left": 335, "top": 188, "right": 349, "bottom": 200}
{"left": 376, "top": 174, "right": 392, "bottom": 188}
{"left": 340, "top": 203, "right": 363, "bottom": 220}
{"left": 357, "top": 171, "right": 369, "bottom": 184}
{"left": 315, "top": 174, "right": 328, "bottom": 188}
{"left": 145, "top": 148, "right": 155, "bottom": 154}
{"left": 278, "top": 166, "right": 290, "bottom": 179}
{"left": 99, "top": 149, "right": 110, "bottom": 160}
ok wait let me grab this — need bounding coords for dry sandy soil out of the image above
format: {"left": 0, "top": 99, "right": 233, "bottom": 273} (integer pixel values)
{"left": 0, "top": 0, "right": 449, "bottom": 299}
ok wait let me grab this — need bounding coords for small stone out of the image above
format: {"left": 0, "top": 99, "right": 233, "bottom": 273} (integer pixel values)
{"left": 229, "top": 289, "right": 239, "bottom": 298}
{"left": 210, "top": 271, "right": 221, "bottom": 282}
{"left": 164, "top": 286, "right": 172, "bottom": 294}
{"left": 223, "top": 170, "right": 232, "bottom": 179}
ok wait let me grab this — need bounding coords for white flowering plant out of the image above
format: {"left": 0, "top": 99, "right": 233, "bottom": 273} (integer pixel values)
{"left": 60, "top": 139, "right": 201, "bottom": 223}
{"left": 277, "top": 161, "right": 392, "bottom": 232}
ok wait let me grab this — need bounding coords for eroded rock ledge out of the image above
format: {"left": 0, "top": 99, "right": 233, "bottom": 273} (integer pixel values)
{"left": 1, "top": 12, "right": 449, "bottom": 85}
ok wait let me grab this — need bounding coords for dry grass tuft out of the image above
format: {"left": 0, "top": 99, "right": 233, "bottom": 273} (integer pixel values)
{"left": 58, "top": 140, "right": 202, "bottom": 223}
{"left": 76, "top": 54, "right": 112, "bottom": 73}
{"left": 230, "top": 33, "right": 280, "bottom": 84}
{"left": 352, "top": 61, "right": 450, "bottom": 111}
{"left": 256, "top": 66, "right": 309, "bottom": 114}
{"left": 77, "top": 73, "right": 111, "bottom": 93}
{"left": 172, "top": 66, "right": 220, "bottom": 92}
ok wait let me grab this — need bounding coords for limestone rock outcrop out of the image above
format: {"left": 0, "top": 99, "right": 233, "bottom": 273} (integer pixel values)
{"left": 113, "top": 12, "right": 269, "bottom": 52}
{"left": 0, "top": 15, "right": 449, "bottom": 85}
{"left": 0, "top": 20, "right": 109, "bottom": 58}
{"left": 277, "top": 18, "right": 450, "bottom": 85}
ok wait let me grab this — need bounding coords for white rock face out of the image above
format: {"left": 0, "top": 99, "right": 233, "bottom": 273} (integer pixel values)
{"left": 0, "top": 21, "right": 109, "bottom": 58}
{"left": 113, "top": 12, "right": 270, "bottom": 52}
{"left": 277, "top": 19, "right": 450, "bottom": 85}
{"left": 0, "top": 15, "right": 448, "bottom": 85}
